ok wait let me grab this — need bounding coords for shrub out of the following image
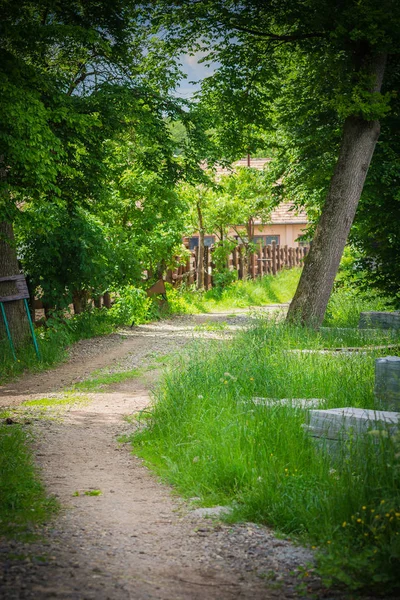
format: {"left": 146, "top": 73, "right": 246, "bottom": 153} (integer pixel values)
{"left": 109, "top": 286, "right": 151, "bottom": 325}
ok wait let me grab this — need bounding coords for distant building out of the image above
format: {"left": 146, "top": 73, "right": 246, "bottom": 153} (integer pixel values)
{"left": 185, "top": 158, "right": 309, "bottom": 249}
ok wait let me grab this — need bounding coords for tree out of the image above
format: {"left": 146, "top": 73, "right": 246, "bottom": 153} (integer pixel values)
{"left": 178, "top": 181, "right": 215, "bottom": 290}
{"left": 149, "top": 0, "right": 400, "bottom": 326}
{"left": 0, "top": 0, "right": 189, "bottom": 341}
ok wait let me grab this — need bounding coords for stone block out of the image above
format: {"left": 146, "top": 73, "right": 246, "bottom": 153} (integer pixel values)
{"left": 359, "top": 311, "right": 400, "bottom": 330}
{"left": 251, "top": 397, "right": 323, "bottom": 409}
{"left": 303, "top": 407, "right": 399, "bottom": 455}
{"left": 374, "top": 356, "right": 400, "bottom": 411}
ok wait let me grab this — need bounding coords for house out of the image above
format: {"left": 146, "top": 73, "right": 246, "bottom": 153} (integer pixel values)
{"left": 184, "top": 158, "right": 309, "bottom": 250}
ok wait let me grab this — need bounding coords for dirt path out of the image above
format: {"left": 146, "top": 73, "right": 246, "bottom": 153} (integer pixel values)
{"left": 0, "top": 309, "right": 331, "bottom": 600}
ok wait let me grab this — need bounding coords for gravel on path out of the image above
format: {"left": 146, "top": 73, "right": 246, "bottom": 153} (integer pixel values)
{"left": 0, "top": 309, "right": 343, "bottom": 599}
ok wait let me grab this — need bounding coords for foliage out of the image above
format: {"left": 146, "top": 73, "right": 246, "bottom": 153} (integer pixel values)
{"left": 1, "top": 0, "right": 215, "bottom": 322}
{"left": 109, "top": 287, "right": 152, "bottom": 326}
{"left": 0, "top": 308, "right": 115, "bottom": 383}
{"left": 0, "top": 423, "right": 58, "bottom": 537}
{"left": 132, "top": 315, "right": 400, "bottom": 592}
{"left": 149, "top": 0, "right": 400, "bottom": 324}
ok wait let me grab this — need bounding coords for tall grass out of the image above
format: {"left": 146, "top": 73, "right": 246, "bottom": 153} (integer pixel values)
{"left": 0, "top": 308, "right": 115, "bottom": 384}
{"left": 0, "top": 424, "right": 58, "bottom": 537}
{"left": 166, "top": 268, "right": 301, "bottom": 314}
{"left": 133, "top": 317, "right": 400, "bottom": 591}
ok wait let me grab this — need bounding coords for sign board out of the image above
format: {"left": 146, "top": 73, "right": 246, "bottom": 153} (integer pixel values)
{"left": 0, "top": 274, "right": 30, "bottom": 302}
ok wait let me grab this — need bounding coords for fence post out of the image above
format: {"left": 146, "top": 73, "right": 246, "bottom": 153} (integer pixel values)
{"left": 210, "top": 247, "right": 215, "bottom": 288}
{"left": 283, "top": 245, "right": 288, "bottom": 268}
{"left": 266, "top": 245, "right": 271, "bottom": 274}
{"left": 238, "top": 246, "right": 244, "bottom": 280}
{"left": 272, "top": 241, "right": 277, "bottom": 275}
{"left": 257, "top": 244, "right": 263, "bottom": 277}
{"left": 277, "top": 244, "right": 281, "bottom": 272}
{"left": 232, "top": 246, "right": 238, "bottom": 276}
{"left": 251, "top": 251, "right": 256, "bottom": 280}
{"left": 204, "top": 246, "right": 209, "bottom": 289}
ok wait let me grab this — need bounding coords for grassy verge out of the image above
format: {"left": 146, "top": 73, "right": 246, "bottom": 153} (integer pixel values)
{"left": 0, "top": 308, "right": 116, "bottom": 384}
{"left": 0, "top": 422, "right": 58, "bottom": 538}
{"left": 132, "top": 315, "right": 400, "bottom": 593}
{"left": 165, "top": 268, "right": 301, "bottom": 314}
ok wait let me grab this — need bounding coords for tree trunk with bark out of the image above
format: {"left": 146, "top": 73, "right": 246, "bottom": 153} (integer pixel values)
{"left": 0, "top": 221, "right": 30, "bottom": 347}
{"left": 287, "top": 53, "right": 387, "bottom": 327}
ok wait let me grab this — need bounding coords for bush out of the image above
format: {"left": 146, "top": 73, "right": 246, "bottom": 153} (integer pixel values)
{"left": 109, "top": 286, "right": 152, "bottom": 326}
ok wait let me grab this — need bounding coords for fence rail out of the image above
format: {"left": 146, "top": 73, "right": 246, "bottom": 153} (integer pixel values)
{"left": 165, "top": 242, "right": 308, "bottom": 289}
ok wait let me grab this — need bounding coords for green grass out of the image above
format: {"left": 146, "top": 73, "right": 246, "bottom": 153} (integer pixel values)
{"left": 22, "top": 393, "right": 88, "bottom": 408}
{"left": 166, "top": 268, "right": 300, "bottom": 314}
{"left": 0, "top": 424, "right": 58, "bottom": 538}
{"left": 324, "top": 285, "right": 392, "bottom": 328}
{"left": 71, "top": 368, "right": 142, "bottom": 392}
{"left": 0, "top": 308, "right": 116, "bottom": 384}
{"left": 132, "top": 316, "right": 400, "bottom": 592}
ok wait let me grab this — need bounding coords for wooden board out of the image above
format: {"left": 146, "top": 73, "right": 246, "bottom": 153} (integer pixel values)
{"left": 0, "top": 274, "right": 29, "bottom": 302}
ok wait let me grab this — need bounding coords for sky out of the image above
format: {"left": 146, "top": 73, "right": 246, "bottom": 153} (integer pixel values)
{"left": 175, "top": 51, "right": 217, "bottom": 98}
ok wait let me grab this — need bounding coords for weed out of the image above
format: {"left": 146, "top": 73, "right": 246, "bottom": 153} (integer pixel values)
{"left": 84, "top": 490, "right": 102, "bottom": 496}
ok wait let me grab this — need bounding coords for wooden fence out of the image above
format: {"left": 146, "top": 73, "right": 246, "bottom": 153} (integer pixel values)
{"left": 165, "top": 242, "right": 308, "bottom": 289}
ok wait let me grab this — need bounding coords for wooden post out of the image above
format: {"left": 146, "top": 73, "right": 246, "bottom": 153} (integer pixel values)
{"left": 232, "top": 247, "right": 238, "bottom": 275}
{"left": 204, "top": 246, "right": 209, "bottom": 289}
{"left": 272, "top": 241, "right": 277, "bottom": 275}
{"left": 266, "top": 245, "right": 271, "bottom": 274}
{"left": 238, "top": 246, "right": 244, "bottom": 280}
{"left": 251, "top": 251, "right": 256, "bottom": 280}
{"left": 283, "top": 245, "right": 288, "bottom": 268}
{"left": 210, "top": 247, "right": 215, "bottom": 288}
{"left": 257, "top": 244, "right": 263, "bottom": 277}
{"left": 188, "top": 253, "right": 195, "bottom": 285}
{"left": 277, "top": 245, "right": 281, "bottom": 272}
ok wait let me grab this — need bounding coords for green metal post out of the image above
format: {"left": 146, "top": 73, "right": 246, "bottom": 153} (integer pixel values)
{"left": 23, "top": 299, "right": 41, "bottom": 360}
{"left": 0, "top": 301, "right": 17, "bottom": 361}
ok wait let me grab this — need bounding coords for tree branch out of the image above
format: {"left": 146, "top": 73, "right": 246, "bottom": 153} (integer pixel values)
{"left": 226, "top": 22, "right": 325, "bottom": 41}
{"left": 67, "top": 71, "right": 97, "bottom": 96}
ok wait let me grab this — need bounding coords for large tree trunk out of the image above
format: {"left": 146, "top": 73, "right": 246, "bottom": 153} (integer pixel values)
{"left": 0, "top": 221, "right": 30, "bottom": 347}
{"left": 287, "top": 53, "right": 387, "bottom": 327}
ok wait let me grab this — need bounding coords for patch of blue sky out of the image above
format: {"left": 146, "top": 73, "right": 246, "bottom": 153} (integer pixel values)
{"left": 174, "top": 50, "right": 217, "bottom": 98}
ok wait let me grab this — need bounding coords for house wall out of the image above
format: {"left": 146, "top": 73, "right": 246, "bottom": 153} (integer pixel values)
{"left": 228, "top": 223, "right": 308, "bottom": 247}
{"left": 184, "top": 224, "right": 309, "bottom": 249}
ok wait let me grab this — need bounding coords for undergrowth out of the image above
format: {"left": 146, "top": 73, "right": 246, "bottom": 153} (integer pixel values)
{"left": 132, "top": 315, "right": 400, "bottom": 593}
{"left": 165, "top": 268, "right": 300, "bottom": 314}
{"left": 0, "top": 424, "right": 58, "bottom": 538}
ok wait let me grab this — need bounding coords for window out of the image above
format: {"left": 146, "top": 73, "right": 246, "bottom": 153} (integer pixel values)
{"left": 188, "top": 236, "right": 215, "bottom": 249}
{"left": 265, "top": 235, "right": 280, "bottom": 245}
{"left": 235, "top": 234, "right": 248, "bottom": 244}
{"left": 253, "top": 235, "right": 265, "bottom": 246}
{"left": 252, "top": 235, "right": 280, "bottom": 246}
